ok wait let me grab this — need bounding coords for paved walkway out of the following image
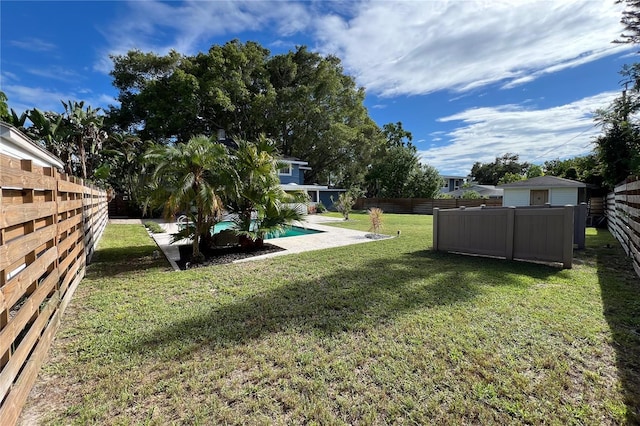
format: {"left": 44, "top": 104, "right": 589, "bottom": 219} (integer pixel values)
{"left": 120, "top": 215, "right": 386, "bottom": 271}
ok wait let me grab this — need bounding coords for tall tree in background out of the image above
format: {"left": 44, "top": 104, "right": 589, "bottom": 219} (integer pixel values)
{"left": 365, "top": 122, "right": 441, "bottom": 198}
{"left": 61, "top": 100, "right": 108, "bottom": 180}
{"left": 591, "top": 0, "right": 640, "bottom": 187}
{"left": 0, "top": 91, "right": 9, "bottom": 120}
{"left": 265, "top": 46, "right": 379, "bottom": 186}
{"left": 109, "top": 41, "right": 379, "bottom": 188}
{"left": 543, "top": 154, "right": 603, "bottom": 187}
{"left": 470, "top": 154, "right": 530, "bottom": 185}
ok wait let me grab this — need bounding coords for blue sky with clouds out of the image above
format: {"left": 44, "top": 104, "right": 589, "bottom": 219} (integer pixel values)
{"left": 0, "top": 0, "right": 634, "bottom": 175}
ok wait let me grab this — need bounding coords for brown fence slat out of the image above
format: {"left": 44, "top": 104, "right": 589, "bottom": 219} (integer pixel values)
{"left": 0, "top": 224, "right": 57, "bottom": 270}
{"left": 1, "top": 247, "right": 57, "bottom": 312}
{"left": 0, "top": 202, "right": 57, "bottom": 229}
{"left": 606, "top": 178, "right": 640, "bottom": 280}
{"left": 0, "top": 156, "right": 57, "bottom": 191}
{"left": 0, "top": 150, "right": 108, "bottom": 425}
{"left": 0, "top": 272, "right": 58, "bottom": 392}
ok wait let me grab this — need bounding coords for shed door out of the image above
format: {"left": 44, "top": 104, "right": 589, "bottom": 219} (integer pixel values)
{"left": 530, "top": 190, "right": 549, "bottom": 206}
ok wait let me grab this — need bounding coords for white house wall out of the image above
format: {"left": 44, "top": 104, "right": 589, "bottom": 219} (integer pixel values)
{"left": 550, "top": 188, "right": 578, "bottom": 206}
{"left": 0, "top": 123, "right": 64, "bottom": 168}
{"left": 503, "top": 189, "right": 530, "bottom": 206}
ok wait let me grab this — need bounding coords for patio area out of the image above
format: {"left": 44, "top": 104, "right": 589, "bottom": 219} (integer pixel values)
{"left": 113, "top": 215, "right": 387, "bottom": 270}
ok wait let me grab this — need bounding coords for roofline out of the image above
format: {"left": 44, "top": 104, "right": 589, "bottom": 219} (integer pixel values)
{"left": 280, "top": 158, "right": 309, "bottom": 166}
{"left": 280, "top": 184, "right": 346, "bottom": 191}
{"left": 0, "top": 121, "right": 64, "bottom": 169}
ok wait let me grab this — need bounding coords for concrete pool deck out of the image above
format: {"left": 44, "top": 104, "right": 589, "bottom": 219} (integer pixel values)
{"left": 114, "top": 215, "right": 388, "bottom": 270}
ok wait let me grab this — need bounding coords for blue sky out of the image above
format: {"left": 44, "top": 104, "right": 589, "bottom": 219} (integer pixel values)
{"left": 0, "top": 0, "right": 634, "bottom": 175}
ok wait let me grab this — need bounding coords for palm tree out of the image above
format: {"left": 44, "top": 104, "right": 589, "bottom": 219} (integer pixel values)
{"left": 61, "top": 100, "right": 107, "bottom": 180}
{"left": 145, "top": 135, "right": 229, "bottom": 262}
{"left": 227, "top": 136, "right": 307, "bottom": 248}
{"left": 102, "top": 132, "right": 154, "bottom": 209}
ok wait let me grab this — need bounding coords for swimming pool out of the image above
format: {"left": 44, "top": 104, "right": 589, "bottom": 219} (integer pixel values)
{"left": 212, "top": 221, "right": 324, "bottom": 239}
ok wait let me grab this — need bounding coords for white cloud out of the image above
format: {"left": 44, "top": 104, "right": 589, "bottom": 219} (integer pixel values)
{"left": 3, "top": 85, "right": 117, "bottom": 116}
{"left": 314, "top": 0, "right": 631, "bottom": 96}
{"left": 10, "top": 38, "right": 57, "bottom": 52}
{"left": 92, "top": 0, "right": 632, "bottom": 98}
{"left": 418, "top": 91, "right": 618, "bottom": 175}
{"left": 94, "top": 0, "right": 311, "bottom": 73}
{"left": 26, "top": 66, "right": 81, "bottom": 83}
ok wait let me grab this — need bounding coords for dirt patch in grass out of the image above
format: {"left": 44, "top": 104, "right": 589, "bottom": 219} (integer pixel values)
{"left": 176, "top": 243, "right": 285, "bottom": 269}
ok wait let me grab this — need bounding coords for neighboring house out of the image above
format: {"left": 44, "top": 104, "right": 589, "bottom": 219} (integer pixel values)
{"left": 440, "top": 175, "right": 468, "bottom": 194}
{"left": 278, "top": 157, "right": 345, "bottom": 210}
{"left": 0, "top": 121, "right": 64, "bottom": 169}
{"left": 498, "top": 176, "right": 586, "bottom": 207}
{"left": 447, "top": 184, "right": 503, "bottom": 199}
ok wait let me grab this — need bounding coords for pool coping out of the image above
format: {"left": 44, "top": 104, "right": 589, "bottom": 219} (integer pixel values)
{"left": 142, "top": 215, "right": 389, "bottom": 271}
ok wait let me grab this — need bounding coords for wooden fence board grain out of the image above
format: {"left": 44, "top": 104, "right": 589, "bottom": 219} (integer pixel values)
{"left": 1, "top": 247, "right": 57, "bottom": 311}
{"left": 607, "top": 178, "right": 640, "bottom": 279}
{"left": 0, "top": 202, "right": 57, "bottom": 229}
{"left": 0, "top": 225, "right": 57, "bottom": 270}
{"left": 0, "top": 152, "right": 108, "bottom": 426}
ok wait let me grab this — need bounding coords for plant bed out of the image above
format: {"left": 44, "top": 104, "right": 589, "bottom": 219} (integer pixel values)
{"left": 176, "top": 243, "right": 285, "bottom": 269}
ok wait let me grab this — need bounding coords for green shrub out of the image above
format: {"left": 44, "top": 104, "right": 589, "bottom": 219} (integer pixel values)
{"left": 144, "top": 221, "right": 164, "bottom": 234}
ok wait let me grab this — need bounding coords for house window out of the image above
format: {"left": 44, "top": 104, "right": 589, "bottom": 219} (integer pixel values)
{"left": 279, "top": 164, "right": 292, "bottom": 175}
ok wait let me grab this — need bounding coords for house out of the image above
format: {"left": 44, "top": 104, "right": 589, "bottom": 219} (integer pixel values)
{"left": 0, "top": 121, "right": 63, "bottom": 169}
{"left": 446, "top": 184, "right": 503, "bottom": 199}
{"left": 278, "top": 157, "right": 345, "bottom": 210}
{"left": 440, "top": 175, "right": 468, "bottom": 194}
{"left": 498, "top": 176, "right": 586, "bottom": 206}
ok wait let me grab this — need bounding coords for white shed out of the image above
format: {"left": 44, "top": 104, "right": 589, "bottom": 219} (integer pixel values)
{"left": 498, "top": 176, "right": 586, "bottom": 207}
{"left": 0, "top": 121, "right": 64, "bottom": 168}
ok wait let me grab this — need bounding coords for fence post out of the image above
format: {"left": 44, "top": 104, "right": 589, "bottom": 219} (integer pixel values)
{"left": 433, "top": 208, "right": 439, "bottom": 251}
{"left": 563, "top": 205, "right": 574, "bottom": 269}
{"left": 506, "top": 206, "right": 515, "bottom": 260}
{"left": 574, "top": 203, "right": 587, "bottom": 250}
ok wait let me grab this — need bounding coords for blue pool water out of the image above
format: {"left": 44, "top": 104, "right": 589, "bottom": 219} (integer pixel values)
{"left": 212, "top": 221, "right": 323, "bottom": 239}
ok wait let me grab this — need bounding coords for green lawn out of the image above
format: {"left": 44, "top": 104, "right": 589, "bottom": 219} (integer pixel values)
{"left": 21, "top": 213, "right": 640, "bottom": 425}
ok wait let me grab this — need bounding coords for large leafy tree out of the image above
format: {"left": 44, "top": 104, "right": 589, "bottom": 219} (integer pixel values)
{"left": 543, "top": 155, "right": 603, "bottom": 187}
{"left": 406, "top": 164, "right": 444, "bottom": 198}
{"left": 265, "top": 46, "right": 379, "bottom": 186}
{"left": 108, "top": 41, "right": 379, "bottom": 188}
{"left": 589, "top": 0, "right": 640, "bottom": 187}
{"left": 470, "top": 153, "right": 530, "bottom": 185}
{"left": 145, "top": 135, "right": 229, "bottom": 261}
{"left": 102, "top": 132, "right": 154, "bottom": 207}
{"left": 365, "top": 122, "right": 441, "bottom": 198}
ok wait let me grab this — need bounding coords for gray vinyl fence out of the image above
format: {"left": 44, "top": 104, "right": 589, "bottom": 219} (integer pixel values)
{"left": 433, "top": 204, "right": 586, "bottom": 269}
{"left": 354, "top": 197, "right": 502, "bottom": 214}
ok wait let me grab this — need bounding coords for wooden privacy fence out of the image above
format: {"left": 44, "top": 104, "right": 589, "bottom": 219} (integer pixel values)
{"left": 606, "top": 177, "right": 640, "bottom": 278}
{"left": 0, "top": 153, "right": 108, "bottom": 424}
{"left": 354, "top": 197, "right": 502, "bottom": 214}
{"left": 433, "top": 205, "right": 580, "bottom": 269}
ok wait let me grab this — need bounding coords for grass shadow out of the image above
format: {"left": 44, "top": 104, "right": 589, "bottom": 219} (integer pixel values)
{"left": 129, "top": 246, "right": 561, "bottom": 357}
{"left": 87, "top": 224, "right": 170, "bottom": 277}
{"left": 590, "top": 228, "right": 640, "bottom": 423}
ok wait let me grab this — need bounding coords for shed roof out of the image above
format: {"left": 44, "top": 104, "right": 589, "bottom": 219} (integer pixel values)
{"left": 497, "top": 175, "right": 586, "bottom": 189}
{"left": 447, "top": 184, "right": 503, "bottom": 198}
